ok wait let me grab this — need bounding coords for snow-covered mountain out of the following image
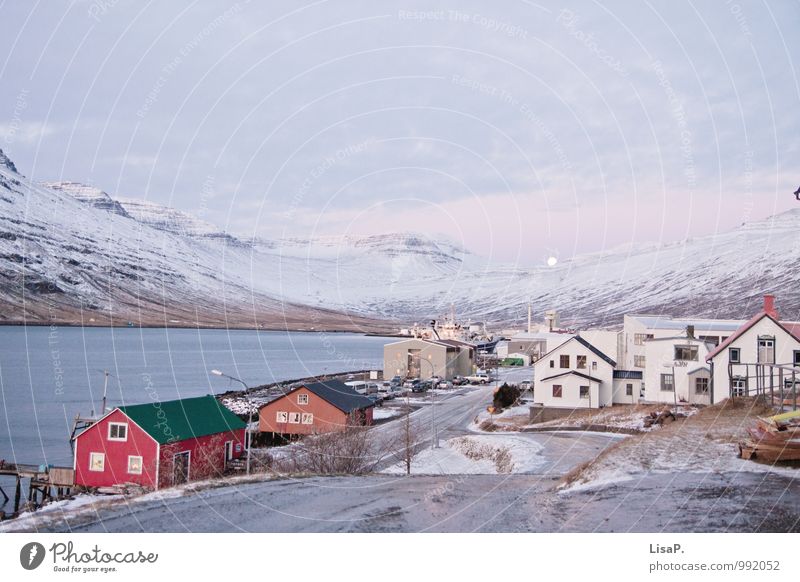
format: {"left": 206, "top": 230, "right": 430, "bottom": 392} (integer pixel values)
{"left": 1, "top": 147, "right": 799, "bottom": 330}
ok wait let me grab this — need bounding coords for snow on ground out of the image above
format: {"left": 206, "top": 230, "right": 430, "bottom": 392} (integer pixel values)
{"left": 373, "top": 407, "right": 404, "bottom": 420}
{"left": 381, "top": 434, "right": 544, "bottom": 475}
{"left": 559, "top": 398, "right": 800, "bottom": 493}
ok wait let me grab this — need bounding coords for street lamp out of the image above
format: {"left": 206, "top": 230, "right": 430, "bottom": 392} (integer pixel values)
{"left": 211, "top": 369, "right": 253, "bottom": 475}
{"left": 419, "top": 356, "right": 438, "bottom": 449}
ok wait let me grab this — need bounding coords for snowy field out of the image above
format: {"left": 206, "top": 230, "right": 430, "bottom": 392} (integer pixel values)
{"left": 382, "top": 434, "right": 544, "bottom": 475}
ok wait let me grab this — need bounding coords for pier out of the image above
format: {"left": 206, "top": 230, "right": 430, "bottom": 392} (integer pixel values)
{"left": 0, "top": 461, "right": 75, "bottom": 517}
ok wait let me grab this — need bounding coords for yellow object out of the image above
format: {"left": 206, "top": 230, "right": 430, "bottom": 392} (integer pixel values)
{"left": 770, "top": 410, "right": 800, "bottom": 423}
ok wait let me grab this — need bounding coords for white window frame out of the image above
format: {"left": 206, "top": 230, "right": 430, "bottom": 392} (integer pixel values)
{"left": 674, "top": 345, "right": 699, "bottom": 361}
{"left": 660, "top": 373, "right": 674, "bottom": 392}
{"left": 758, "top": 337, "right": 775, "bottom": 364}
{"left": 625, "top": 383, "right": 633, "bottom": 396}
{"left": 107, "top": 422, "right": 128, "bottom": 442}
{"left": 89, "top": 452, "right": 105, "bottom": 472}
{"left": 576, "top": 355, "right": 587, "bottom": 369}
{"left": 695, "top": 377, "right": 709, "bottom": 395}
{"left": 288, "top": 412, "right": 301, "bottom": 424}
{"left": 729, "top": 347, "right": 740, "bottom": 363}
{"left": 276, "top": 411, "right": 288, "bottom": 423}
{"left": 732, "top": 376, "right": 747, "bottom": 397}
{"left": 301, "top": 413, "right": 314, "bottom": 425}
{"left": 297, "top": 393, "right": 309, "bottom": 405}
{"left": 127, "top": 455, "right": 143, "bottom": 475}
{"left": 579, "top": 385, "right": 590, "bottom": 399}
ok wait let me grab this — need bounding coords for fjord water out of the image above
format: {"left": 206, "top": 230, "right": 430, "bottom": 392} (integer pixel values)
{"left": 0, "top": 326, "right": 390, "bottom": 469}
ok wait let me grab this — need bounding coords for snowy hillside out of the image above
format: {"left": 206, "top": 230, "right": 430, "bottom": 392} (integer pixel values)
{"left": 1, "top": 147, "right": 799, "bottom": 329}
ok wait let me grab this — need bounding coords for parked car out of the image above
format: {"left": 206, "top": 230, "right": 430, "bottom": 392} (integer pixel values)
{"left": 378, "top": 381, "right": 401, "bottom": 399}
{"left": 367, "top": 394, "right": 384, "bottom": 406}
{"left": 465, "top": 372, "right": 491, "bottom": 384}
{"left": 412, "top": 380, "right": 431, "bottom": 393}
{"left": 436, "top": 380, "right": 453, "bottom": 390}
{"left": 520, "top": 380, "right": 532, "bottom": 391}
{"left": 390, "top": 375, "right": 403, "bottom": 388}
{"left": 452, "top": 376, "right": 468, "bottom": 386}
{"left": 403, "top": 378, "right": 420, "bottom": 389}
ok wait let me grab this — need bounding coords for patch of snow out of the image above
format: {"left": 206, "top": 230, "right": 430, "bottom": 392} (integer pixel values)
{"left": 381, "top": 434, "right": 544, "bottom": 475}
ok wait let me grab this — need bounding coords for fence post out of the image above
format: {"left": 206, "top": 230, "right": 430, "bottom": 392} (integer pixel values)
{"left": 779, "top": 367, "right": 784, "bottom": 410}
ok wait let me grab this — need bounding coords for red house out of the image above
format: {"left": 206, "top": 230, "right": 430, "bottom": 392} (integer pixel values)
{"left": 259, "top": 379, "right": 375, "bottom": 436}
{"left": 73, "top": 395, "right": 246, "bottom": 490}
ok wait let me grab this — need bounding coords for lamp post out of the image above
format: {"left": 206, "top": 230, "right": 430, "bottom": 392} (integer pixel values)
{"left": 419, "top": 356, "right": 438, "bottom": 449}
{"left": 211, "top": 369, "right": 253, "bottom": 475}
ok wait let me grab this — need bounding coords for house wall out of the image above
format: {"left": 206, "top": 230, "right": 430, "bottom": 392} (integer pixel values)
{"left": 531, "top": 338, "right": 614, "bottom": 408}
{"left": 611, "top": 378, "right": 642, "bottom": 404}
{"left": 622, "top": 315, "right": 741, "bottom": 371}
{"left": 74, "top": 409, "right": 159, "bottom": 489}
{"left": 644, "top": 338, "right": 713, "bottom": 404}
{"left": 688, "top": 370, "right": 712, "bottom": 406}
{"left": 259, "top": 387, "right": 347, "bottom": 435}
{"left": 534, "top": 375, "right": 600, "bottom": 409}
{"left": 383, "top": 339, "right": 458, "bottom": 379}
{"left": 710, "top": 317, "right": 800, "bottom": 402}
{"left": 579, "top": 330, "right": 622, "bottom": 365}
{"left": 157, "top": 428, "right": 245, "bottom": 489}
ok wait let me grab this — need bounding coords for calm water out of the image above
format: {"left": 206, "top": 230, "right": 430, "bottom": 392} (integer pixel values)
{"left": 0, "top": 326, "right": 390, "bottom": 470}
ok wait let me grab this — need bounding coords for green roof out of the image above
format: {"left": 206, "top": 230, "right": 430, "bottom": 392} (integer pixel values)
{"left": 118, "top": 395, "right": 245, "bottom": 445}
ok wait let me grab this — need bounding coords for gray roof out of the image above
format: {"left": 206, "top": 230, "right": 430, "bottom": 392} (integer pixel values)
{"left": 630, "top": 315, "right": 744, "bottom": 332}
{"left": 268, "top": 380, "right": 375, "bottom": 414}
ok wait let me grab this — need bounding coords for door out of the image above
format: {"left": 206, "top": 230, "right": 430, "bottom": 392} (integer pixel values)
{"left": 224, "top": 441, "right": 233, "bottom": 463}
{"left": 407, "top": 349, "right": 421, "bottom": 378}
{"left": 173, "top": 451, "right": 190, "bottom": 485}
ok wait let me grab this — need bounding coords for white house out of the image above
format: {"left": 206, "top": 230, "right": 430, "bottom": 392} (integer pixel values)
{"left": 532, "top": 336, "right": 617, "bottom": 409}
{"left": 622, "top": 314, "right": 745, "bottom": 372}
{"left": 644, "top": 335, "right": 715, "bottom": 405}
{"left": 706, "top": 295, "right": 800, "bottom": 402}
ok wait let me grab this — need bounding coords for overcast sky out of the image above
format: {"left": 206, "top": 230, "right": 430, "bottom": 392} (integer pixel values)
{"left": 1, "top": 1, "right": 798, "bottom": 264}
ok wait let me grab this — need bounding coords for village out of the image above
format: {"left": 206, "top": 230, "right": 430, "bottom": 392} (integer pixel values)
{"left": 2, "top": 293, "right": 800, "bottom": 532}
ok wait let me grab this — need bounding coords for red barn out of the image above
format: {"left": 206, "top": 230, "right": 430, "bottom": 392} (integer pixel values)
{"left": 73, "top": 395, "right": 246, "bottom": 490}
{"left": 259, "top": 379, "right": 375, "bottom": 436}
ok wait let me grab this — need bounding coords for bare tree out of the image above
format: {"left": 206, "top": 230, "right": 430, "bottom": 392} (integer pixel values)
{"left": 386, "top": 398, "right": 424, "bottom": 475}
{"left": 277, "top": 424, "right": 384, "bottom": 474}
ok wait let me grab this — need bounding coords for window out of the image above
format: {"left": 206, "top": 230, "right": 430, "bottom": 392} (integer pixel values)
{"left": 695, "top": 377, "right": 709, "bottom": 395}
{"left": 297, "top": 393, "right": 309, "bottom": 405}
{"left": 625, "top": 383, "right": 633, "bottom": 396}
{"left": 301, "top": 413, "right": 314, "bottom": 425}
{"left": 634, "top": 355, "right": 646, "bottom": 368}
{"left": 128, "top": 456, "right": 143, "bottom": 475}
{"left": 729, "top": 348, "right": 740, "bottom": 363}
{"left": 699, "top": 335, "right": 720, "bottom": 346}
{"left": 732, "top": 376, "right": 747, "bottom": 397}
{"left": 276, "top": 411, "right": 288, "bottom": 423}
{"left": 634, "top": 333, "right": 654, "bottom": 346}
{"left": 660, "top": 373, "right": 674, "bottom": 392}
{"left": 674, "top": 345, "right": 698, "bottom": 361}
{"left": 576, "top": 355, "right": 587, "bottom": 369}
{"left": 108, "top": 423, "right": 128, "bottom": 441}
{"left": 794, "top": 351, "right": 800, "bottom": 367}
{"left": 89, "top": 452, "right": 105, "bottom": 472}
{"left": 552, "top": 385, "right": 562, "bottom": 398}
{"left": 549, "top": 360, "right": 554, "bottom": 368}
{"left": 579, "top": 386, "right": 590, "bottom": 399}
{"left": 288, "top": 412, "right": 301, "bottom": 424}
{"left": 758, "top": 337, "right": 775, "bottom": 364}
{"left": 721, "top": 336, "right": 729, "bottom": 343}
{"left": 592, "top": 361, "right": 597, "bottom": 371}
{"left": 559, "top": 355, "right": 570, "bottom": 368}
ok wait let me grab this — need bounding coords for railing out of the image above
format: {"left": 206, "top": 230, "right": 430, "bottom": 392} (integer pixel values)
{"left": 727, "top": 362, "right": 800, "bottom": 410}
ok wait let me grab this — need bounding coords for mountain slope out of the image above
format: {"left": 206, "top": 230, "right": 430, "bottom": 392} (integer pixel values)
{"left": 1, "top": 147, "right": 798, "bottom": 329}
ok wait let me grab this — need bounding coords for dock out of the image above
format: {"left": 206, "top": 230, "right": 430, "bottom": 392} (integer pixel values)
{"left": 0, "top": 461, "right": 75, "bottom": 517}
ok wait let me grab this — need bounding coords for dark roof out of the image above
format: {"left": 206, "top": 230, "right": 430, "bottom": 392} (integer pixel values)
{"left": 538, "top": 335, "right": 617, "bottom": 368}
{"left": 540, "top": 371, "right": 603, "bottom": 383}
{"left": 613, "top": 370, "right": 643, "bottom": 380}
{"left": 270, "top": 379, "right": 375, "bottom": 414}
{"left": 118, "top": 395, "right": 246, "bottom": 445}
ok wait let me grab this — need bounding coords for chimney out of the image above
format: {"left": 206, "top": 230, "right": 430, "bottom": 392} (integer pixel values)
{"left": 764, "top": 294, "right": 778, "bottom": 319}
{"left": 686, "top": 325, "right": 695, "bottom": 339}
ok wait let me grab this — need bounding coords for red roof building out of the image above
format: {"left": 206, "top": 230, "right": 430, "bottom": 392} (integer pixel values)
{"left": 706, "top": 295, "right": 800, "bottom": 402}
{"left": 259, "top": 379, "right": 375, "bottom": 436}
{"left": 73, "top": 396, "right": 246, "bottom": 490}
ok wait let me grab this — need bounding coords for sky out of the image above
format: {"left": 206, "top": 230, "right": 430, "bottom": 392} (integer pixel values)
{"left": 1, "top": 0, "right": 798, "bottom": 266}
